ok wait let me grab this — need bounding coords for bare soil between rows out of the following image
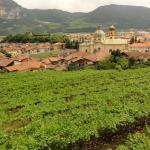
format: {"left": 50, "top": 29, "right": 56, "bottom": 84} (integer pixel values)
{"left": 66, "top": 115, "right": 150, "bottom": 150}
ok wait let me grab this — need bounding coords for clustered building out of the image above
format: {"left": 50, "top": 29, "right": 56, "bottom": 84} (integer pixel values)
{"left": 0, "top": 42, "right": 65, "bottom": 56}
{"left": 1, "top": 25, "right": 150, "bottom": 73}
{"left": 0, "top": 51, "right": 109, "bottom": 72}
{"left": 129, "top": 42, "right": 150, "bottom": 51}
{"left": 79, "top": 25, "right": 128, "bottom": 53}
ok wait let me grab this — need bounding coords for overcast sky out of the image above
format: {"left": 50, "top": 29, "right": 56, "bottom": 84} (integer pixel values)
{"left": 14, "top": 0, "right": 150, "bottom": 12}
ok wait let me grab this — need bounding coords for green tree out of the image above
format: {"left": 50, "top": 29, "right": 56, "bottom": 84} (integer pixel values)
{"left": 110, "top": 49, "right": 122, "bottom": 63}
{"left": 128, "top": 57, "right": 136, "bottom": 68}
{"left": 96, "top": 59, "right": 115, "bottom": 70}
{"left": 130, "top": 36, "right": 135, "bottom": 44}
{"left": 117, "top": 57, "right": 128, "bottom": 69}
{"left": 0, "top": 50, "right": 11, "bottom": 58}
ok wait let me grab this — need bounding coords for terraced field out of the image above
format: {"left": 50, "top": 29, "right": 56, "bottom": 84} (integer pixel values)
{"left": 0, "top": 68, "right": 150, "bottom": 149}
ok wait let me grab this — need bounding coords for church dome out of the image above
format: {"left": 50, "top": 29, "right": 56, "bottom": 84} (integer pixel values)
{"left": 95, "top": 26, "right": 105, "bottom": 37}
{"left": 109, "top": 25, "right": 116, "bottom": 31}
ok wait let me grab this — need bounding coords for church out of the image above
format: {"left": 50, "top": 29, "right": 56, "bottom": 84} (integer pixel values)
{"left": 79, "top": 25, "right": 128, "bottom": 53}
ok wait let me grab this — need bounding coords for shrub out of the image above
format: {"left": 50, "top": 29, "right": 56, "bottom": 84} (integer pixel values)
{"left": 115, "top": 64, "right": 122, "bottom": 71}
{"left": 0, "top": 50, "right": 12, "bottom": 58}
{"left": 96, "top": 59, "right": 115, "bottom": 70}
{"left": 68, "top": 63, "right": 81, "bottom": 71}
{"left": 0, "top": 70, "right": 7, "bottom": 73}
{"left": 128, "top": 57, "right": 136, "bottom": 68}
{"left": 117, "top": 57, "right": 128, "bottom": 69}
{"left": 144, "top": 59, "right": 150, "bottom": 66}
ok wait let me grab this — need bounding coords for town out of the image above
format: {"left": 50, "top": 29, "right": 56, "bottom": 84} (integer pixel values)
{"left": 0, "top": 25, "right": 150, "bottom": 72}
{"left": 1, "top": 0, "right": 150, "bottom": 150}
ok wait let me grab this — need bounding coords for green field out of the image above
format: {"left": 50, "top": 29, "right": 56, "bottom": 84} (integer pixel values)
{"left": 30, "top": 51, "right": 59, "bottom": 59}
{"left": 30, "top": 52, "right": 54, "bottom": 59}
{"left": 0, "top": 68, "right": 150, "bottom": 149}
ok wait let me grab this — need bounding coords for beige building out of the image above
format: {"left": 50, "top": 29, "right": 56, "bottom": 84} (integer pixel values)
{"left": 67, "top": 33, "right": 93, "bottom": 43}
{"left": 80, "top": 26, "right": 128, "bottom": 53}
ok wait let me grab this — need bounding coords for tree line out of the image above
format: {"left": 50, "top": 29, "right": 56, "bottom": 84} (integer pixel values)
{"left": 1, "top": 33, "right": 79, "bottom": 50}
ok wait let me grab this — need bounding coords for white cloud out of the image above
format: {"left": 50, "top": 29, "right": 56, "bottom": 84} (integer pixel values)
{"left": 14, "top": 0, "right": 150, "bottom": 12}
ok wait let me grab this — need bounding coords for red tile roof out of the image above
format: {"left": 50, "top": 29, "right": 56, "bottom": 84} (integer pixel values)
{"left": 84, "top": 52, "right": 110, "bottom": 62}
{"left": 129, "top": 42, "right": 150, "bottom": 48}
{"left": 71, "top": 57, "right": 84, "bottom": 63}
{"left": 64, "top": 51, "right": 88, "bottom": 61}
{"left": 48, "top": 57, "right": 63, "bottom": 62}
{"left": 0, "top": 56, "right": 7, "bottom": 61}
{"left": 0, "top": 58, "right": 14, "bottom": 67}
{"left": 6, "top": 60, "right": 42, "bottom": 72}
{"left": 124, "top": 51, "right": 150, "bottom": 59}
{"left": 0, "top": 43, "right": 52, "bottom": 52}
{"left": 41, "top": 58, "right": 51, "bottom": 65}
{"left": 14, "top": 55, "right": 29, "bottom": 62}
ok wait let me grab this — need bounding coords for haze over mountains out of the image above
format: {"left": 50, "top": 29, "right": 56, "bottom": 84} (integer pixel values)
{"left": 0, "top": 0, "right": 150, "bottom": 35}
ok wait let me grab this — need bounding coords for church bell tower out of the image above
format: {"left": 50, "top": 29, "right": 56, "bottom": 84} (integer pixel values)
{"left": 107, "top": 25, "right": 117, "bottom": 39}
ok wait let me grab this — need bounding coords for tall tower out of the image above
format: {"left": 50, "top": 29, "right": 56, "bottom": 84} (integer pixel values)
{"left": 107, "top": 25, "right": 117, "bottom": 39}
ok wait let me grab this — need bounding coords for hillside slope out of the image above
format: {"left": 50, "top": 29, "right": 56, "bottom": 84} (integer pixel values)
{"left": 85, "top": 4, "right": 150, "bottom": 28}
{"left": 1, "top": 0, "right": 150, "bottom": 35}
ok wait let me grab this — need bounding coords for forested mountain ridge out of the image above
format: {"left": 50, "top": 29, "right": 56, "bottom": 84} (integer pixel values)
{"left": 0, "top": 0, "right": 150, "bottom": 35}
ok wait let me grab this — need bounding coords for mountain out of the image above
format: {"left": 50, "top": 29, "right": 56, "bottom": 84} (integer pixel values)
{"left": 0, "top": 0, "right": 150, "bottom": 35}
{"left": 85, "top": 4, "right": 150, "bottom": 29}
{"left": 0, "top": 0, "right": 26, "bottom": 19}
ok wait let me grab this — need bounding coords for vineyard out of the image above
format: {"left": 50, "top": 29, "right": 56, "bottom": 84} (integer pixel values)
{"left": 0, "top": 68, "right": 150, "bottom": 149}
{"left": 116, "top": 127, "right": 150, "bottom": 150}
